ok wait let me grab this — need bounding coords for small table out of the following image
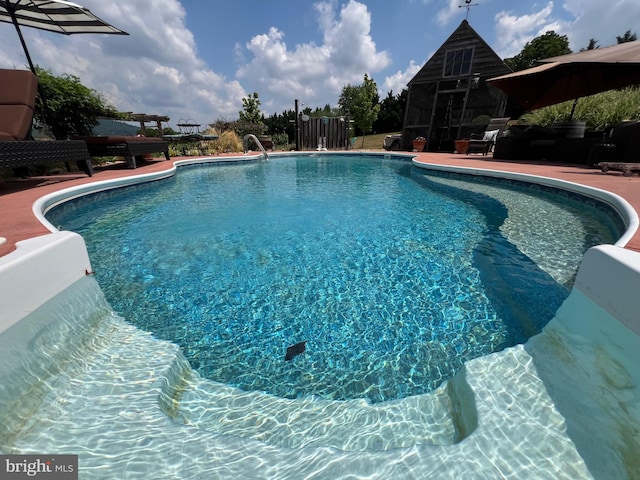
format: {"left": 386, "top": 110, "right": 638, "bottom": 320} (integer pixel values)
{"left": 598, "top": 162, "right": 640, "bottom": 177}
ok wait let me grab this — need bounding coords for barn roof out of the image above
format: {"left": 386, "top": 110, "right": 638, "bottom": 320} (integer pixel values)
{"left": 408, "top": 20, "right": 510, "bottom": 86}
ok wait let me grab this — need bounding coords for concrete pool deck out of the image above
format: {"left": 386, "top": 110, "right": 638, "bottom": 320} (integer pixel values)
{"left": 2, "top": 151, "right": 640, "bottom": 258}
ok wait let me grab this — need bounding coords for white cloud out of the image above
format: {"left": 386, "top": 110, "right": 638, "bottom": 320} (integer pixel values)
{"left": 436, "top": 0, "right": 465, "bottom": 25}
{"left": 236, "top": 0, "right": 390, "bottom": 112}
{"left": 319, "top": 0, "right": 390, "bottom": 71}
{"left": 493, "top": 2, "right": 557, "bottom": 58}
{"left": 561, "top": 0, "right": 640, "bottom": 51}
{"left": 491, "top": 0, "right": 640, "bottom": 60}
{"left": 382, "top": 60, "right": 423, "bottom": 95}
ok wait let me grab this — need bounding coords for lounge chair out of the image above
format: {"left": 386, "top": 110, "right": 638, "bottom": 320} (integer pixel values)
{"left": 0, "top": 69, "right": 93, "bottom": 175}
{"left": 466, "top": 117, "right": 510, "bottom": 155}
{"left": 73, "top": 135, "right": 170, "bottom": 169}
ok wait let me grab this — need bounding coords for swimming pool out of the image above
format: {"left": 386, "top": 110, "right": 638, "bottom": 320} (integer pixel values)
{"left": 1, "top": 152, "right": 639, "bottom": 478}
{"left": 45, "top": 154, "right": 618, "bottom": 403}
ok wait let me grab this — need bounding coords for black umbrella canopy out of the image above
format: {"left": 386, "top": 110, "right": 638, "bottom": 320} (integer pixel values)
{"left": 488, "top": 41, "right": 640, "bottom": 111}
{"left": 541, "top": 40, "right": 640, "bottom": 64}
{"left": 0, "top": 0, "right": 128, "bottom": 73}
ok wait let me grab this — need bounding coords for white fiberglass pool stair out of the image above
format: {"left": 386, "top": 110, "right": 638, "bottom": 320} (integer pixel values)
{"left": 0, "top": 276, "right": 591, "bottom": 479}
{"left": 171, "top": 366, "right": 469, "bottom": 451}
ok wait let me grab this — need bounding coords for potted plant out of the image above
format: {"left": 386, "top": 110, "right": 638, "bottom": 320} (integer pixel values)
{"left": 412, "top": 136, "right": 427, "bottom": 152}
{"left": 455, "top": 138, "right": 470, "bottom": 154}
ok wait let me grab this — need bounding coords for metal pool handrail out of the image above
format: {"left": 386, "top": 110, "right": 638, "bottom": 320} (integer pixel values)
{"left": 243, "top": 134, "right": 269, "bottom": 161}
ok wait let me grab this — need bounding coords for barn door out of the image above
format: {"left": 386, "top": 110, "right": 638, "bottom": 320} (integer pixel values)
{"left": 431, "top": 91, "right": 465, "bottom": 151}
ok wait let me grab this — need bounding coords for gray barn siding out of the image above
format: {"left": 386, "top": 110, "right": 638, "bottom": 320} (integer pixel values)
{"left": 403, "top": 20, "right": 511, "bottom": 151}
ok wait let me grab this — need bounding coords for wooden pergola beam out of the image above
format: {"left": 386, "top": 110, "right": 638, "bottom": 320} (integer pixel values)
{"left": 119, "top": 113, "right": 171, "bottom": 136}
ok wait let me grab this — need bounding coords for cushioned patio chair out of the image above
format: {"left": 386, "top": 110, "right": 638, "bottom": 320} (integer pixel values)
{"left": 0, "top": 69, "right": 93, "bottom": 176}
{"left": 466, "top": 117, "right": 510, "bottom": 155}
{"left": 74, "top": 135, "right": 170, "bottom": 169}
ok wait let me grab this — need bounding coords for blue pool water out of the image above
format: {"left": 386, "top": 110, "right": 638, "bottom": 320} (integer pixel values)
{"left": 47, "top": 154, "right": 620, "bottom": 403}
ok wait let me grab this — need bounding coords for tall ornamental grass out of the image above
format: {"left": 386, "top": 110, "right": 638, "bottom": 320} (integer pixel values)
{"left": 214, "top": 130, "right": 243, "bottom": 153}
{"left": 521, "top": 87, "right": 640, "bottom": 130}
{"left": 168, "top": 130, "right": 243, "bottom": 157}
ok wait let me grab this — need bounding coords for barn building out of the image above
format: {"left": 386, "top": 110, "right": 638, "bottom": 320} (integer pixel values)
{"left": 402, "top": 20, "right": 511, "bottom": 151}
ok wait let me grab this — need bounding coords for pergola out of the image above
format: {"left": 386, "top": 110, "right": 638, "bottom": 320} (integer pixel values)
{"left": 121, "top": 113, "right": 170, "bottom": 136}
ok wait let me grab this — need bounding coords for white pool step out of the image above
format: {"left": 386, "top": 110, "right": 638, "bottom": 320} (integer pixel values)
{"left": 172, "top": 369, "right": 461, "bottom": 451}
{"left": 1, "top": 277, "right": 591, "bottom": 479}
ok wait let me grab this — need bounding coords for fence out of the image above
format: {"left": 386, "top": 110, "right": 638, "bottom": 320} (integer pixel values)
{"left": 298, "top": 116, "right": 351, "bottom": 150}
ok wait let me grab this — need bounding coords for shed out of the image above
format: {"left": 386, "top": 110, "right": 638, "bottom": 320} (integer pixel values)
{"left": 402, "top": 20, "right": 511, "bottom": 151}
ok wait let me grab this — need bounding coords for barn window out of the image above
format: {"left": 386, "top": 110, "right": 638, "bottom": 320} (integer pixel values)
{"left": 443, "top": 47, "right": 474, "bottom": 77}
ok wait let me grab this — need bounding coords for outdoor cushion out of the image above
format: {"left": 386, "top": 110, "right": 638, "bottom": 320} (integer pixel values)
{"left": 0, "top": 69, "right": 38, "bottom": 141}
{"left": 482, "top": 129, "right": 499, "bottom": 142}
{"left": 0, "top": 105, "right": 35, "bottom": 141}
{"left": 0, "top": 69, "right": 37, "bottom": 106}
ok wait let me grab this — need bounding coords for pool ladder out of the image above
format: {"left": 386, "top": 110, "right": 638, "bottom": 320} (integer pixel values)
{"left": 243, "top": 134, "right": 269, "bottom": 161}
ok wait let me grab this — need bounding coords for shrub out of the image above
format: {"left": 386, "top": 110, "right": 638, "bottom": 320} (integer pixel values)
{"left": 271, "top": 133, "right": 289, "bottom": 148}
{"left": 214, "top": 130, "right": 242, "bottom": 153}
{"left": 167, "top": 130, "right": 243, "bottom": 156}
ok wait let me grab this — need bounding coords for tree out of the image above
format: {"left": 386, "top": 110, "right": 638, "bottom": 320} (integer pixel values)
{"left": 504, "top": 31, "right": 571, "bottom": 71}
{"left": 143, "top": 126, "right": 178, "bottom": 137}
{"left": 338, "top": 73, "right": 380, "bottom": 147}
{"left": 34, "top": 66, "right": 119, "bottom": 140}
{"left": 263, "top": 109, "right": 296, "bottom": 142}
{"left": 373, "top": 89, "right": 407, "bottom": 133}
{"left": 617, "top": 30, "right": 637, "bottom": 44}
{"left": 239, "top": 92, "right": 262, "bottom": 124}
{"left": 237, "top": 92, "right": 265, "bottom": 137}
{"left": 581, "top": 38, "right": 599, "bottom": 51}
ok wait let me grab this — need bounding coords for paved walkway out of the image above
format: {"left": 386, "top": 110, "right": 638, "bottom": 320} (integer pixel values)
{"left": 2, "top": 152, "right": 640, "bottom": 258}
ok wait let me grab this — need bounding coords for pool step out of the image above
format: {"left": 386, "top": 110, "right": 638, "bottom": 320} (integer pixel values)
{"left": 2, "top": 276, "right": 591, "bottom": 478}
{"left": 5, "top": 318, "right": 593, "bottom": 479}
{"left": 170, "top": 370, "right": 464, "bottom": 451}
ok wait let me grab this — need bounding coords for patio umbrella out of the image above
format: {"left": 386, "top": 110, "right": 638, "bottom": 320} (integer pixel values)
{"left": 487, "top": 41, "right": 640, "bottom": 116}
{"left": 0, "top": 0, "right": 128, "bottom": 75}
{"left": 0, "top": 0, "right": 127, "bottom": 135}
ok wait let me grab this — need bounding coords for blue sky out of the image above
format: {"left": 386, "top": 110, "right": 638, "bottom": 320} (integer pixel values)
{"left": 1, "top": 0, "right": 639, "bottom": 130}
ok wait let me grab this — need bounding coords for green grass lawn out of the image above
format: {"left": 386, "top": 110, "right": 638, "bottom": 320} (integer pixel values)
{"left": 351, "top": 132, "right": 400, "bottom": 150}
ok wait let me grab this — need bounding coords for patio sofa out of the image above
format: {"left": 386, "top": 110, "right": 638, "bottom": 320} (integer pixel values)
{"left": 590, "top": 121, "right": 640, "bottom": 173}
{"left": 605, "top": 121, "right": 640, "bottom": 162}
{"left": 0, "top": 68, "right": 93, "bottom": 176}
{"left": 493, "top": 122, "right": 603, "bottom": 164}
{"left": 73, "top": 135, "right": 170, "bottom": 169}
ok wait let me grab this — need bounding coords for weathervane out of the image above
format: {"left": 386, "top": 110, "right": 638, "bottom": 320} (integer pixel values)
{"left": 459, "top": 0, "right": 479, "bottom": 20}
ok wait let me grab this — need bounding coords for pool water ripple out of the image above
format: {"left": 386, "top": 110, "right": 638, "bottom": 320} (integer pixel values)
{"left": 47, "top": 155, "right": 619, "bottom": 403}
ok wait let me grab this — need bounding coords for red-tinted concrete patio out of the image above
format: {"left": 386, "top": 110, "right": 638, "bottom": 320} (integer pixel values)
{"left": 2, "top": 152, "right": 640, "bottom": 258}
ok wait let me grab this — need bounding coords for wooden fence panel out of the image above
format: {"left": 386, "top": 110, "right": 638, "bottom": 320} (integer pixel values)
{"left": 299, "top": 116, "right": 350, "bottom": 150}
